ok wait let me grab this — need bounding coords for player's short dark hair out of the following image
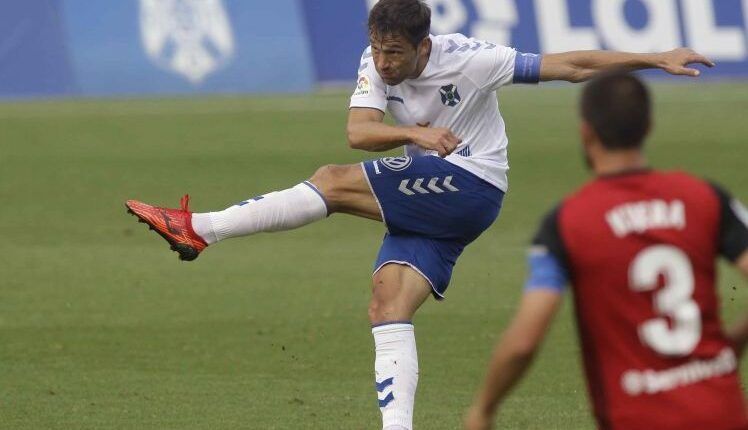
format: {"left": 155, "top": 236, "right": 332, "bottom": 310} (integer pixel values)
{"left": 368, "top": 0, "right": 431, "bottom": 48}
{"left": 581, "top": 71, "right": 651, "bottom": 150}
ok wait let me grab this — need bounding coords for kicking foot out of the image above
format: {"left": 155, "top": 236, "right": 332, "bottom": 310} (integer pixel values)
{"left": 125, "top": 195, "right": 207, "bottom": 261}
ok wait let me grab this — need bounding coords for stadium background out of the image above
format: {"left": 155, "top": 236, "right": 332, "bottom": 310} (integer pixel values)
{"left": 1, "top": 1, "right": 747, "bottom": 429}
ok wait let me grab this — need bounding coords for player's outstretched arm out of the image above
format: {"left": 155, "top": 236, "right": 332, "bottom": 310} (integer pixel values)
{"left": 539, "top": 48, "right": 715, "bottom": 83}
{"left": 347, "top": 107, "right": 461, "bottom": 157}
{"left": 726, "top": 251, "right": 748, "bottom": 357}
{"left": 464, "top": 290, "right": 562, "bottom": 430}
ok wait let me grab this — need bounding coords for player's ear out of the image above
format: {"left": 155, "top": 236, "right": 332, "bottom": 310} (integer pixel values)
{"left": 580, "top": 120, "right": 596, "bottom": 147}
{"left": 418, "top": 36, "right": 431, "bottom": 54}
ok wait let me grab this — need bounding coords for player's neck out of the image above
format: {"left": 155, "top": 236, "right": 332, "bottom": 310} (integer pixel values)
{"left": 410, "top": 41, "right": 432, "bottom": 80}
{"left": 593, "top": 151, "right": 648, "bottom": 177}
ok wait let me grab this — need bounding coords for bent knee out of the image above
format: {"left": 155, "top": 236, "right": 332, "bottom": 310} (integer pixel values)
{"left": 309, "top": 164, "right": 360, "bottom": 206}
{"left": 310, "top": 164, "right": 346, "bottom": 185}
{"left": 368, "top": 294, "right": 400, "bottom": 325}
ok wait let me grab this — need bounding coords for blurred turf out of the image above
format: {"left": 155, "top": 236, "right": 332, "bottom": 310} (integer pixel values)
{"left": 1, "top": 82, "right": 747, "bottom": 429}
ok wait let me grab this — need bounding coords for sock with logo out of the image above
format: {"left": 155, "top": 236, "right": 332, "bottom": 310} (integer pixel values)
{"left": 373, "top": 322, "right": 419, "bottom": 430}
{"left": 191, "top": 181, "right": 328, "bottom": 245}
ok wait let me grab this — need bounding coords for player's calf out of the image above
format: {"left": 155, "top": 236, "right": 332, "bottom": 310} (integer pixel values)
{"left": 369, "top": 264, "right": 432, "bottom": 430}
{"left": 191, "top": 181, "right": 329, "bottom": 244}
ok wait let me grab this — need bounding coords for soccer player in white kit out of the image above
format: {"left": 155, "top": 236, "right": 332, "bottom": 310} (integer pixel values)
{"left": 125, "top": 1, "right": 713, "bottom": 428}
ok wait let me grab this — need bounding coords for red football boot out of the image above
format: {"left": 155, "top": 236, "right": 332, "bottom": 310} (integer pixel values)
{"left": 125, "top": 195, "right": 207, "bottom": 261}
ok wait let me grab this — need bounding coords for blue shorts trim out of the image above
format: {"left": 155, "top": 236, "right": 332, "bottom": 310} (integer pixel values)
{"left": 360, "top": 162, "right": 388, "bottom": 226}
{"left": 374, "top": 259, "right": 441, "bottom": 299}
{"left": 373, "top": 235, "right": 467, "bottom": 299}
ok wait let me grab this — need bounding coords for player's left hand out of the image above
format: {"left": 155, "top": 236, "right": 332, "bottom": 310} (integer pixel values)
{"left": 464, "top": 405, "right": 493, "bottom": 430}
{"left": 657, "top": 48, "right": 715, "bottom": 77}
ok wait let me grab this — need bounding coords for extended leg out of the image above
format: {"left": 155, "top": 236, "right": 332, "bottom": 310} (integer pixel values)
{"left": 369, "top": 263, "right": 432, "bottom": 430}
{"left": 126, "top": 163, "right": 380, "bottom": 259}
{"left": 192, "top": 163, "right": 381, "bottom": 243}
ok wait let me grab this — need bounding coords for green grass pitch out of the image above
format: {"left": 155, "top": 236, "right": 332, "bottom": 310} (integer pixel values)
{"left": 1, "top": 83, "right": 747, "bottom": 429}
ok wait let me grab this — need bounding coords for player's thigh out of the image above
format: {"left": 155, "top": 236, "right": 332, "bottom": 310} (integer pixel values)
{"left": 308, "top": 163, "right": 380, "bottom": 220}
{"left": 368, "top": 263, "right": 432, "bottom": 324}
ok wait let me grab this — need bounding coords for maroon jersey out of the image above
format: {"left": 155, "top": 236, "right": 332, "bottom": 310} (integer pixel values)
{"left": 534, "top": 169, "right": 748, "bottom": 430}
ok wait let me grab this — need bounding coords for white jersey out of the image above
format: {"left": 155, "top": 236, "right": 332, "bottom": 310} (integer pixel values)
{"left": 350, "top": 33, "right": 521, "bottom": 192}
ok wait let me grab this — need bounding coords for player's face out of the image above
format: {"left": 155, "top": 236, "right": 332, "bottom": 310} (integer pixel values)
{"left": 369, "top": 32, "right": 422, "bottom": 86}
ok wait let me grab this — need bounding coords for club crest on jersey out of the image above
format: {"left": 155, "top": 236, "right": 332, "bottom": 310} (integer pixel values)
{"left": 381, "top": 156, "right": 412, "bottom": 171}
{"left": 439, "top": 84, "right": 461, "bottom": 107}
{"left": 354, "top": 75, "right": 371, "bottom": 97}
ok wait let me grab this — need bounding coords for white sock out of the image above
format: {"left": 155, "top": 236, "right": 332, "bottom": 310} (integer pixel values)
{"left": 373, "top": 322, "right": 419, "bottom": 430}
{"left": 191, "top": 181, "right": 328, "bottom": 244}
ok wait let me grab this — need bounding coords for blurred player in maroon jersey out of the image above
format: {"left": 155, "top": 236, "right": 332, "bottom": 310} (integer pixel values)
{"left": 464, "top": 71, "right": 748, "bottom": 430}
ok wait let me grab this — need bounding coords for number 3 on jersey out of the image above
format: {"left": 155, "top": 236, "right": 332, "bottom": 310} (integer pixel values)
{"left": 629, "top": 245, "right": 702, "bottom": 356}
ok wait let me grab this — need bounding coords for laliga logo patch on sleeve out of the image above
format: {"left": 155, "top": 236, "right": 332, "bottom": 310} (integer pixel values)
{"left": 353, "top": 75, "right": 371, "bottom": 97}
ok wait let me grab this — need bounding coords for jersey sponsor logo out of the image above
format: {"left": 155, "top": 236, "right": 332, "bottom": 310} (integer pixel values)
{"left": 139, "top": 0, "right": 235, "bottom": 85}
{"left": 398, "top": 176, "right": 459, "bottom": 196}
{"left": 730, "top": 199, "right": 748, "bottom": 228}
{"left": 439, "top": 84, "right": 461, "bottom": 107}
{"left": 605, "top": 199, "right": 686, "bottom": 238}
{"left": 621, "top": 347, "right": 736, "bottom": 396}
{"left": 353, "top": 74, "right": 371, "bottom": 97}
{"left": 380, "top": 156, "right": 412, "bottom": 171}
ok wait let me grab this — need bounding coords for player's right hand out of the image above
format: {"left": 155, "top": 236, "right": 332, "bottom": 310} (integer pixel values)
{"left": 409, "top": 122, "right": 462, "bottom": 157}
{"left": 657, "top": 47, "right": 715, "bottom": 77}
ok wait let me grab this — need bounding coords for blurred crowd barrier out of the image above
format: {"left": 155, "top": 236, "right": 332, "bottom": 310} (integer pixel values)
{"left": 1, "top": 0, "right": 747, "bottom": 98}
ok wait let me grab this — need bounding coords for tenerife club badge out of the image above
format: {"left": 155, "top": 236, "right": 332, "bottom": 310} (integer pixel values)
{"left": 139, "top": 0, "right": 235, "bottom": 85}
{"left": 439, "top": 84, "right": 461, "bottom": 107}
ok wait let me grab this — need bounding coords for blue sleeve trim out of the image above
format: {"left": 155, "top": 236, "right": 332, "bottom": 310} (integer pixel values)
{"left": 513, "top": 52, "right": 542, "bottom": 84}
{"left": 524, "top": 252, "right": 568, "bottom": 292}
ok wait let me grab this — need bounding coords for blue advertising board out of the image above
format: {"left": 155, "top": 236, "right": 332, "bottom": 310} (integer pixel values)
{"left": 0, "top": 0, "right": 747, "bottom": 97}
{"left": 0, "top": 1, "right": 75, "bottom": 97}
{"left": 0, "top": 0, "right": 315, "bottom": 97}
{"left": 302, "top": 0, "right": 748, "bottom": 82}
